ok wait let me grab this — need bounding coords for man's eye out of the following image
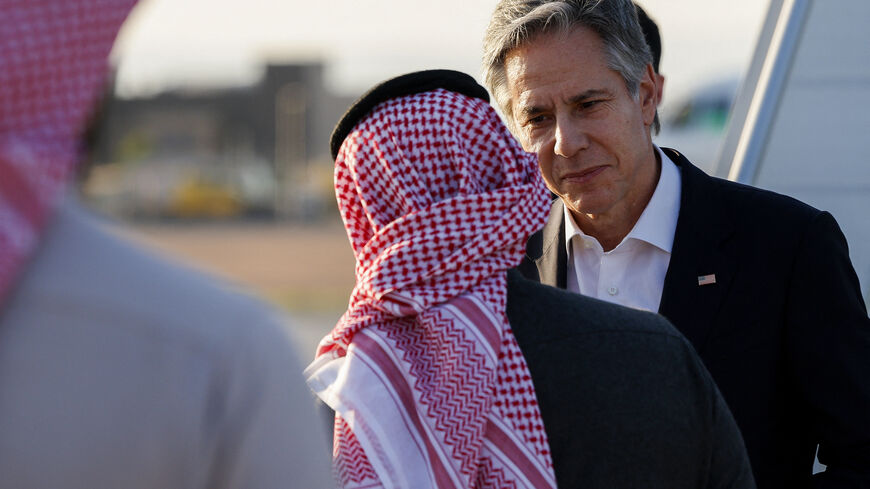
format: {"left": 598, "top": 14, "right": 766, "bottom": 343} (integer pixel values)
{"left": 581, "top": 100, "right": 601, "bottom": 109}
{"left": 526, "top": 114, "right": 549, "bottom": 126}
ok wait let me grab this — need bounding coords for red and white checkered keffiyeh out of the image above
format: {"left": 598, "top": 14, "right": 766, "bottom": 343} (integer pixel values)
{"left": 306, "top": 88, "right": 557, "bottom": 488}
{"left": 0, "top": 0, "right": 137, "bottom": 307}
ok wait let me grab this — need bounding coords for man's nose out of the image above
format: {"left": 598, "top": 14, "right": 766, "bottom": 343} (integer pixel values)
{"left": 553, "top": 117, "right": 588, "bottom": 158}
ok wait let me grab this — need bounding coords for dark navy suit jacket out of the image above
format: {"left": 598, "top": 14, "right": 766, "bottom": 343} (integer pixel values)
{"left": 518, "top": 148, "right": 870, "bottom": 489}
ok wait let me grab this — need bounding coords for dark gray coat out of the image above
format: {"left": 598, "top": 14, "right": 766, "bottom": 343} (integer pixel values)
{"left": 506, "top": 269, "right": 755, "bottom": 489}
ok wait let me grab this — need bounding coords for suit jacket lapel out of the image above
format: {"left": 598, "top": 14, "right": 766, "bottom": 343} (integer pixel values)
{"left": 659, "top": 148, "right": 739, "bottom": 354}
{"left": 534, "top": 200, "right": 567, "bottom": 289}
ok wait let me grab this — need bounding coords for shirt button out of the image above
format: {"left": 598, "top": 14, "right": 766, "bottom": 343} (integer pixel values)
{"left": 608, "top": 286, "right": 619, "bottom": 296}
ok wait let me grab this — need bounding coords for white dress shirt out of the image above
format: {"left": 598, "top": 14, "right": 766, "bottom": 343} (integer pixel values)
{"left": 565, "top": 146, "right": 682, "bottom": 311}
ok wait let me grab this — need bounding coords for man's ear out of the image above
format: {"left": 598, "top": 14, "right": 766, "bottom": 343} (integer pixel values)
{"left": 654, "top": 72, "right": 665, "bottom": 106}
{"left": 639, "top": 63, "right": 658, "bottom": 126}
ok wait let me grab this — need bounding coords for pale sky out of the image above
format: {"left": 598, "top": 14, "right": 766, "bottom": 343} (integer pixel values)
{"left": 112, "top": 0, "right": 771, "bottom": 113}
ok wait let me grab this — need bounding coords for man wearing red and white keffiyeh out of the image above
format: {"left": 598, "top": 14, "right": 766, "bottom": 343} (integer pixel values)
{"left": 306, "top": 87, "right": 557, "bottom": 488}
{"left": 0, "top": 2, "right": 333, "bottom": 487}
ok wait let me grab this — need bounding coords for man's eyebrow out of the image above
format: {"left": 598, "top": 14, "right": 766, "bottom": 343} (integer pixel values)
{"left": 518, "top": 104, "right": 547, "bottom": 119}
{"left": 567, "top": 89, "right": 611, "bottom": 104}
{"left": 517, "top": 88, "right": 613, "bottom": 118}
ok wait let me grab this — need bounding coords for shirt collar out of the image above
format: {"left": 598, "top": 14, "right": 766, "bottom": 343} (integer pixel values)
{"left": 563, "top": 145, "right": 682, "bottom": 254}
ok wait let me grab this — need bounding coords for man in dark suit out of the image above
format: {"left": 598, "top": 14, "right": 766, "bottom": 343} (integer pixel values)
{"left": 482, "top": 1, "right": 870, "bottom": 488}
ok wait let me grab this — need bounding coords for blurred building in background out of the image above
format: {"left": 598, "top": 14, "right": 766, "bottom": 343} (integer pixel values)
{"left": 655, "top": 76, "right": 740, "bottom": 173}
{"left": 83, "top": 62, "right": 354, "bottom": 221}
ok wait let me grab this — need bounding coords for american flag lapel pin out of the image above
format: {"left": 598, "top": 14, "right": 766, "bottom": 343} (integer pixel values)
{"left": 698, "top": 274, "right": 717, "bottom": 286}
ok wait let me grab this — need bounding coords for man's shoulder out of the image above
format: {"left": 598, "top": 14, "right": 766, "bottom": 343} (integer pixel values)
{"left": 505, "top": 270, "right": 734, "bottom": 489}
{"left": 0, "top": 201, "right": 332, "bottom": 488}
{"left": 669, "top": 148, "right": 824, "bottom": 229}
{"left": 12, "top": 201, "right": 296, "bottom": 360}
{"left": 506, "top": 269, "right": 687, "bottom": 349}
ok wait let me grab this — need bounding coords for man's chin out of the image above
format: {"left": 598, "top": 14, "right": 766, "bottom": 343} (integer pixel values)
{"left": 563, "top": 197, "right": 611, "bottom": 221}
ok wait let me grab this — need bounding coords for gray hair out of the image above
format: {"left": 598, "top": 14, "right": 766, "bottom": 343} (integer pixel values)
{"left": 482, "top": 0, "right": 660, "bottom": 134}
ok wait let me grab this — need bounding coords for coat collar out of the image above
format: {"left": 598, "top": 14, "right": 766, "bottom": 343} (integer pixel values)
{"left": 658, "top": 147, "right": 739, "bottom": 352}
{"left": 530, "top": 198, "right": 567, "bottom": 289}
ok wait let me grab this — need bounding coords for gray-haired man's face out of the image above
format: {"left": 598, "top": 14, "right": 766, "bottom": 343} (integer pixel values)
{"left": 504, "top": 26, "right": 659, "bottom": 227}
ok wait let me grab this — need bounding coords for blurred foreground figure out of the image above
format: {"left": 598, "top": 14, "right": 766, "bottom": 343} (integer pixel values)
{"left": 0, "top": 1, "right": 332, "bottom": 487}
{"left": 307, "top": 70, "right": 754, "bottom": 489}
